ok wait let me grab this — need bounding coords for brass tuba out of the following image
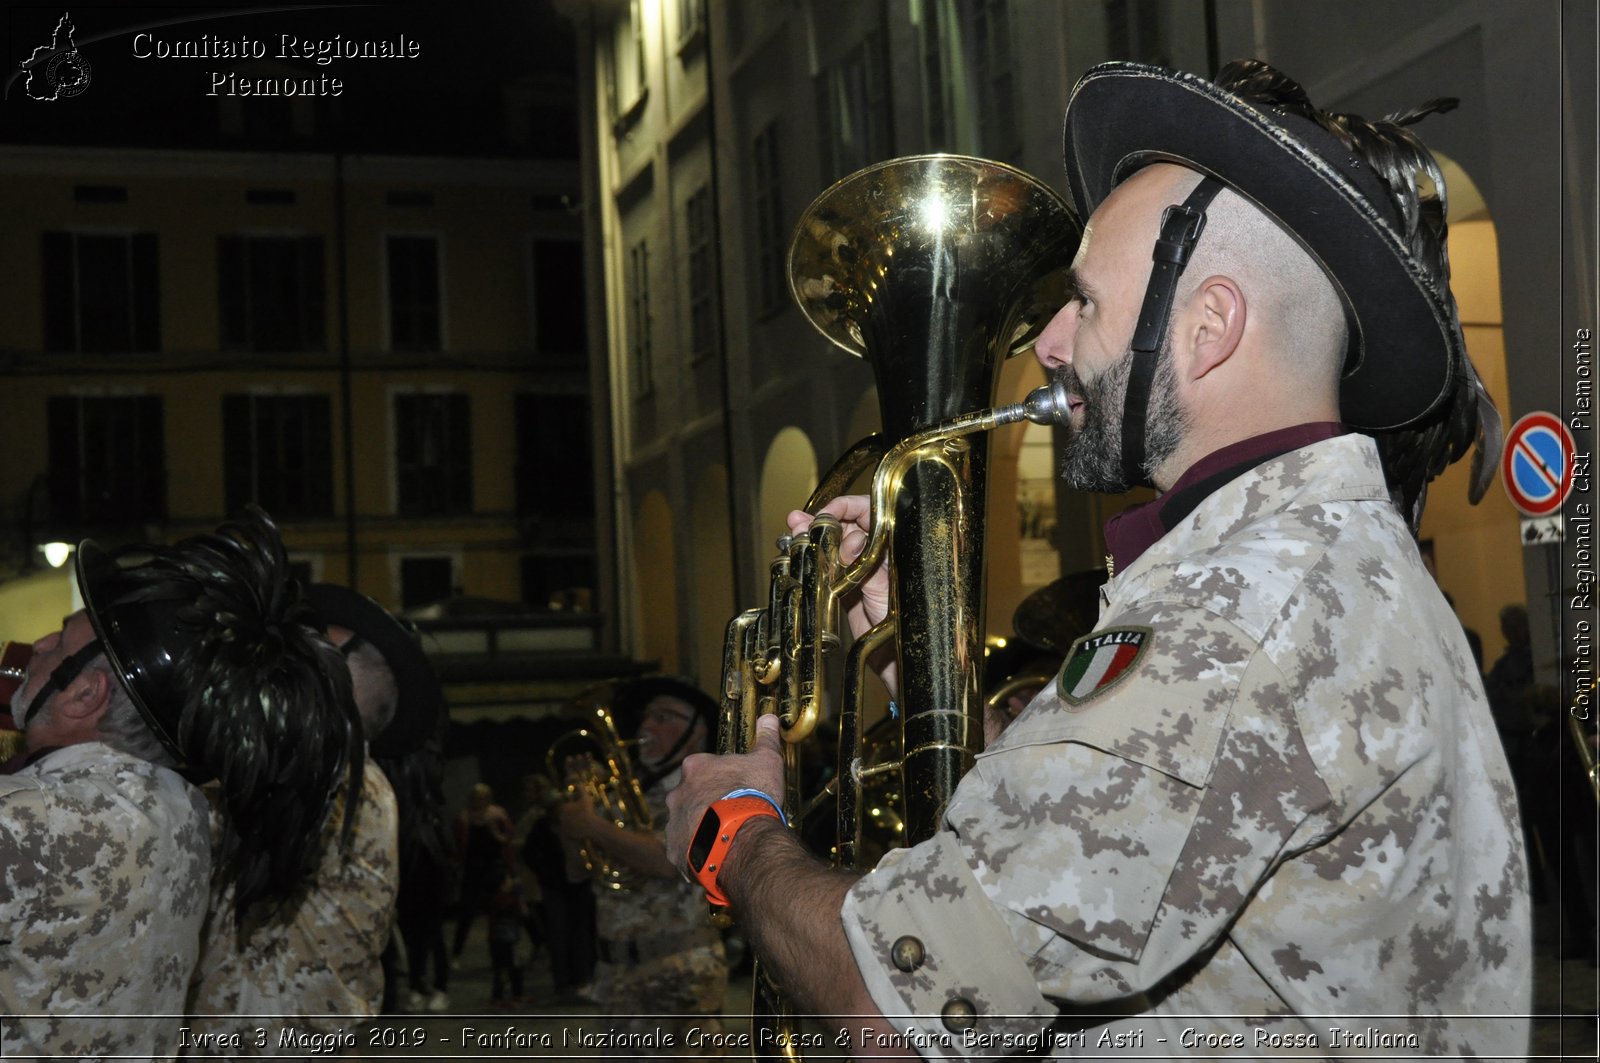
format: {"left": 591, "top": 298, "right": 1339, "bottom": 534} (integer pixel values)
{"left": 547, "top": 683, "right": 654, "bottom": 892}
{"left": 720, "top": 154, "right": 1078, "bottom": 1056}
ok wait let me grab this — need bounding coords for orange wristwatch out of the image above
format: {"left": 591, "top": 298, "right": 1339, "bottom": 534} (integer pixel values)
{"left": 686, "top": 789, "right": 785, "bottom": 908}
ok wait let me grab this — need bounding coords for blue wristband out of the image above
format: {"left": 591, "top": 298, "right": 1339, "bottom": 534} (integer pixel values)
{"left": 719, "top": 787, "right": 788, "bottom": 826}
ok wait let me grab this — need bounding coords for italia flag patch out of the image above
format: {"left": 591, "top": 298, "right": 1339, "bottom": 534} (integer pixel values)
{"left": 1057, "top": 627, "right": 1151, "bottom": 706}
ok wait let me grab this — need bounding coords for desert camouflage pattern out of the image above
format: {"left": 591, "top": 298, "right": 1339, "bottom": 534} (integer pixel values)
{"left": 184, "top": 759, "right": 399, "bottom": 1052}
{"left": 0, "top": 742, "right": 211, "bottom": 1059}
{"left": 593, "top": 767, "right": 728, "bottom": 1059}
{"left": 843, "top": 435, "right": 1531, "bottom": 1059}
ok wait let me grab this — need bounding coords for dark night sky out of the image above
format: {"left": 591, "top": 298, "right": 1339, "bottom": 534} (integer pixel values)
{"left": 1, "top": 1, "right": 578, "bottom": 156}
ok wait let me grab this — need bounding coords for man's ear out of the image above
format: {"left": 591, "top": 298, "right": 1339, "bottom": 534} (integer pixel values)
{"left": 1182, "top": 274, "right": 1246, "bottom": 379}
{"left": 56, "top": 667, "right": 114, "bottom": 728}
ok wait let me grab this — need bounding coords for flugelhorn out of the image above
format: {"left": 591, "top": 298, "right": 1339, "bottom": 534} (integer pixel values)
{"left": 547, "top": 683, "right": 654, "bottom": 892}
{"left": 720, "top": 154, "right": 1078, "bottom": 1059}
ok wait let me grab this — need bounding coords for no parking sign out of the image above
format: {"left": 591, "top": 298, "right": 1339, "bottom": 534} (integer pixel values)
{"left": 1501, "top": 411, "right": 1576, "bottom": 518}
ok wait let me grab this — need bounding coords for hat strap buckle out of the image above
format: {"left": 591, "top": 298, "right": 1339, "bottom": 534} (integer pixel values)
{"left": 1120, "top": 176, "right": 1223, "bottom": 489}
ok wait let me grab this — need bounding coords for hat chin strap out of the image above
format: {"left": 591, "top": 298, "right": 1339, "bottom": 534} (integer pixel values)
{"left": 1120, "top": 177, "right": 1224, "bottom": 489}
{"left": 638, "top": 714, "right": 709, "bottom": 787}
{"left": 19, "top": 638, "right": 104, "bottom": 729}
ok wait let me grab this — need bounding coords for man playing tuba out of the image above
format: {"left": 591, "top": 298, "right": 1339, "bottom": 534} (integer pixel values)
{"left": 664, "top": 60, "right": 1530, "bottom": 1058}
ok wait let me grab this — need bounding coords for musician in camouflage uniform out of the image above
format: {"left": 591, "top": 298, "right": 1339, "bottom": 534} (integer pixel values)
{"left": 558, "top": 675, "right": 728, "bottom": 1059}
{"left": 1, "top": 509, "right": 362, "bottom": 1059}
{"left": 0, "top": 613, "right": 210, "bottom": 1059}
{"left": 664, "top": 60, "right": 1531, "bottom": 1059}
{"left": 186, "top": 583, "right": 443, "bottom": 1049}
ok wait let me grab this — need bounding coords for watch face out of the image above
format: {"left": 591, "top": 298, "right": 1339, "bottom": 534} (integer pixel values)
{"left": 688, "top": 804, "right": 724, "bottom": 873}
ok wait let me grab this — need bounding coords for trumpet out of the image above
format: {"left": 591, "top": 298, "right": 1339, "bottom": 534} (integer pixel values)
{"left": 547, "top": 684, "right": 654, "bottom": 892}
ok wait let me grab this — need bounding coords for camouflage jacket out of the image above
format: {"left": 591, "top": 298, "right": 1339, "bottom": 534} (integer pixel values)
{"left": 0, "top": 742, "right": 211, "bottom": 1060}
{"left": 593, "top": 767, "right": 724, "bottom": 975}
{"left": 842, "top": 435, "right": 1531, "bottom": 1059}
{"left": 184, "top": 759, "right": 399, "bottom": 1051}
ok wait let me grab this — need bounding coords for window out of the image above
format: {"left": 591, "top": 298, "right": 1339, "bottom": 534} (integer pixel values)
{"left": 516, "top": 393, "right": 593, "bottom": 518}
{"left": 627, "top": 239, "right": 653, "bottom": 394}
{"left": 386, "top": 235, "right": 442, "bottom": 352}
{"left": 751, "top": 122, "right": 786, "bottom": 316}
{"left": 72, "top": 185, "right": 126, "bottom": 203}
{"left": 399, "top": 555, "right": 455, "bottom": 611}
{"left": 393, "top": 392, "right": 472, "bottom": 516}
{"left": 677, "top": 0, "right": 707, "bottom": 48}
{"left": 922, "top": 0, "right": 1020, "bottom": 158}
{"left": 816, "top": 30, "right": 892, "bottom": 179}
{"left": 532, "top": 240, "right": 588, "bottom": 357}
{"left": 1105, "top": 0, "right": 1168, "bottom": 65}
{"left": 522, "top": 553, "right": 597, "bottom": 612}
{"left": 919, "top": 2, "right": 948, "bottom": 145}
{"left": 41, "top": 232, "right": 160, "bottom": 353}
{"left": 218, "top": 235, "right": 326, "bottom": 351}
{"left": 47, "top": 395, "right": 165, "bottom": 523}
{"left": 972, "top": 0, "right": 1018, "bottom": 158}
{"left": 684, "top": 185, "right": 718, "bottom": 361}
{"left": 526, "top": 102, "right": 581, "bottom": 159}
{"left": 222, "top": 393, "right": 334, "bottom": 518}
{"left": 608, "top": 0, "right": 647, "bottom": 124}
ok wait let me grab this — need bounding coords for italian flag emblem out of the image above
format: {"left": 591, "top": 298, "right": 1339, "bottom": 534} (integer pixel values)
{"left": 1057, "top": 627, "right": 1151, "bottom": 706}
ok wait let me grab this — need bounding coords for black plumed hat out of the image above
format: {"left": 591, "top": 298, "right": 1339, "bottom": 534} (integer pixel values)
{"left": 76, "top": 506, "right": 363, "bottom": 924}
{"left": 1063, "top": 59, "right": 1461, "bottom": 431}
{"left": 1061, "top": 59, "right": 1501, "bottom": 521}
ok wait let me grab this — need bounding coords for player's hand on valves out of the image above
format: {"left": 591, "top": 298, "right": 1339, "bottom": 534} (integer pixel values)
{"left": 555, "top": 782, "right": 602, "bottom": 838}
{"left": 788, "top": 495, "right": 897, "bottom": 696}
{"left": 787, "top": 494, "right": 890, "bottom": 638}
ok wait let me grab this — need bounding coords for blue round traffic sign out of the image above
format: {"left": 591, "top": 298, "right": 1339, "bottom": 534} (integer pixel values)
{"left": 1501, "top": 411, "right": 1575, "bottom": 517}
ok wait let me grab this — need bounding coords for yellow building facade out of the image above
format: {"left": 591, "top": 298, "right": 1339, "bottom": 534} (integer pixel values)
{"left": 0, "top": 144, "right": 602, "bottom": 651}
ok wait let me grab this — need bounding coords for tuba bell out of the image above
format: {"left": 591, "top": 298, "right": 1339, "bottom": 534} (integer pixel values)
{"left": 720, "top": 154, "right": 1078, "bottom": 1058}
{"left": 547, "top": 682, "right": 654, "bottom": 892}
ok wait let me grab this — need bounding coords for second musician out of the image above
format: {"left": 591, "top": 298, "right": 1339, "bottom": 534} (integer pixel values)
{"left": 558, "top": 675, "right": 729, "bottom": 1058}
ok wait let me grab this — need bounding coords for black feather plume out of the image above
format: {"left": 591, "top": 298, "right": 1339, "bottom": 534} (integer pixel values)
{"left": 1217, "top": 60, "right": 1502, "bottom": 530}
{"left": 107, "top": 507, "right": 364, "bottom": 927}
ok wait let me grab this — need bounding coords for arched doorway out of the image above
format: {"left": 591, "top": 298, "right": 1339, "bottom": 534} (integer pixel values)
{"left": 632, "top": 489, "right": 678, "bottom": 673}
{"left": 690, "top": 465, "right": 735, "bottom": 689}
{"left": 756, "top": 427, "right": 820, "bottom": 578}
{"left": 1420, "top": 154, "right": 1524, "bottom": 668}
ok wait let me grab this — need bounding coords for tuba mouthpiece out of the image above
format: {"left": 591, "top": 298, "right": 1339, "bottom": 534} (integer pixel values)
{"left": 992, "top": 380, "right": 1072, "bottom": 429}
{"left": 1022, "top": 379, "right": 1072, "bottom": 426}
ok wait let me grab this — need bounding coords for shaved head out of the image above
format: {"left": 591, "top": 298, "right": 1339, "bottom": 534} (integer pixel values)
{"left": 1162, "top": 168, "right": 1348, "bottom": 396}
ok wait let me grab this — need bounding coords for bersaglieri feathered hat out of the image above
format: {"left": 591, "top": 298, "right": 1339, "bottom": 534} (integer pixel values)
{"left": 1061, "top": 59, "right": 1501, "bottom": 523}
{"left": 76, "top": 506, "right": 363, "bottom": 924}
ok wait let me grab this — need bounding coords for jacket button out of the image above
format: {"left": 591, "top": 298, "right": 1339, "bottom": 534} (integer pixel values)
{"left": 889, "top": 936, "right": 925, "bottom": 972}
{"left": 940, "top": 997, "right": 977, "bottom": 1033}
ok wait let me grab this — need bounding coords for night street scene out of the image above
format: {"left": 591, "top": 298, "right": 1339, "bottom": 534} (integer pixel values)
{"left": 0, "top": 1, "right": 1594, "bottom": 1059}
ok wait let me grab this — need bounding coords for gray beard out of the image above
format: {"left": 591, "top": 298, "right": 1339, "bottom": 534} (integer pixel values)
{"left": 1055, "top": 340, "right": 1188, "bottom": 492}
